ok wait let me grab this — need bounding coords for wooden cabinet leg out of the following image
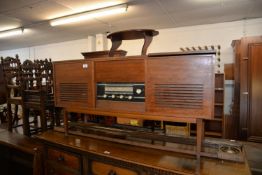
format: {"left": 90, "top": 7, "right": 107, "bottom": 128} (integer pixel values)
{"left": 196, "top": 119, "right": 205, "bottom": 159}
{"left": 196, "top": 119, "right": 204, "bottom": 175}
{"left": 64, "top": 110, "right": 68, "bottom": 136}
{"left": 33, "top": 146, "right": 43, "bottom": 175}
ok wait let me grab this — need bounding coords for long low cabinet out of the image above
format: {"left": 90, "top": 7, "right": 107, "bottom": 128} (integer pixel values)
{"left": 37, "top": 131, "right": 251, "bottom": 175}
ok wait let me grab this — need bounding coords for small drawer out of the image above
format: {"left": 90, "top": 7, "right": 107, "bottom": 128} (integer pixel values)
{"left": 47, "top": 166, "right": 77, "bottom": 175}
{"left": 91, "top": 161, "right": 138, "bottom": 175}
{"left": 47, "top": 147, "right": 81, "bottom": 170}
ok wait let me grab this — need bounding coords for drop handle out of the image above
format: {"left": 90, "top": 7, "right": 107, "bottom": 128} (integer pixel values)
{"left": 108, "top": 170, "right": 117, "bottom": 175}
{"left": 57, "top": 155, "right": 65, "bottom": 162}
{"left": 242, "top": 92, "right": 248, "bottom": 95}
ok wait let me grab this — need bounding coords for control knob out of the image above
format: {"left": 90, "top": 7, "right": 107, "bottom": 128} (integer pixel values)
{"left": 111, "top": 95, "right": 115, "bottom": 99}
{"left": 136, "top": 88, "right": 142, "bottom": 94}
{"left": 128, "top": 96, "right": 133, "bottom": 100}
{"left": 119, "top": 95, "right": 124, "bottom": 99}
{"left": 103, "top": 94, "right": 107, "bottom": 98}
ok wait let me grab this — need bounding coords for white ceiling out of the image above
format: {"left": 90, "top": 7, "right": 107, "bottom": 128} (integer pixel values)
{"left": 0, "top": 0, "right": 262, "bottom": 51}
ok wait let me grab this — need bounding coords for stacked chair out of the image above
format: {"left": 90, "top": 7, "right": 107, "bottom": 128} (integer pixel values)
{"left": 0, "top": 64, "right": 7, "bottom": 123}
{"left": 0, "top": 55, "right": 23, "bottom": 131}
{"left": 22, "top": 59, "right": 60, "bottom": 136}
{"left": 1, "top": 55, "right": 60, "bottom": 136}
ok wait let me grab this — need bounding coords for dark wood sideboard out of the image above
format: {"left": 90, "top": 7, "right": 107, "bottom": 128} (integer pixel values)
{"left": 36, "top": 131, "right": 251, "bottom": 175}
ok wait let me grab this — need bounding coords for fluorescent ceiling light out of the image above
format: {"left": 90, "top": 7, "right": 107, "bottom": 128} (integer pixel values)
{"left": 0, "top": 28, "right": 24, "bottom": 38}
{"left": 50, "top": 4, "right": 128, "bottom": 26}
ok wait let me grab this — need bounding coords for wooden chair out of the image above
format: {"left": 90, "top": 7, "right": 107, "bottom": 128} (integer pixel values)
{"left": 0, "top": 55, "right": 23, "bottom": 131}
{"left": 22, "top": 59, "right": 60, "bottom": 136}
{"left": 0, "top": 64, "right": 7, "bottom": 123}
{"left": 35, "top": 58, "right": 61, "bottom": 127}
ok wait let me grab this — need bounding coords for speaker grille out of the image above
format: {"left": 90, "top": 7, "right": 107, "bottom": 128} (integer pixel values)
{"left": 59, "top": 83, "right": 88, "bottom": 103}
{"left": 154, "top": 84, "right": 203, "bottom": 109}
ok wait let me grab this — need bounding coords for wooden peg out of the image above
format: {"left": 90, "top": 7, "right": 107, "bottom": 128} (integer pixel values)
{"left": 180, "top": 48, "right": 185, "bottom": 52}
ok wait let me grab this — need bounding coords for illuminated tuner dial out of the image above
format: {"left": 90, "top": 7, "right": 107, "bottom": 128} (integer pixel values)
{"left": 136, "top": 88, "right": 142, "bottom": 94}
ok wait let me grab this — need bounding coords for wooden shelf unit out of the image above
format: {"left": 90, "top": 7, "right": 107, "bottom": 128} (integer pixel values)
{"left": 191, "top": 73, "right": 225, "bottom": 138}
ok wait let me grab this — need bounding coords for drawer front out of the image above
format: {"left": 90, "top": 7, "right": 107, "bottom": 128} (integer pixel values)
{"left": 47, "top": 147, "right": 81, "bottom": 170}
{"left": 47, "top": 166, "right": 77, "bottom": 175}
{"left": 91, "top": 161, "right": 138, "bottom": 175}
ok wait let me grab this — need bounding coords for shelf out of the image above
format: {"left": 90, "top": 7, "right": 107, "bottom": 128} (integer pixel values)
{"left": 205, "top": 131, "right": 222, "bottom": 137}
{"left": 215, "top": 103, "right": 224, "bottom": 106}
{"left": 211, "top": 118, "right": 222, "bottom": 122}
{"left": 190, "top": 130, "right": 222, "bottom": 137}
{"left": 190, "top": 73, "right": 224, "bottom": 138}
{"left": 215, "top": 88, "right": 224, "bottom": 91}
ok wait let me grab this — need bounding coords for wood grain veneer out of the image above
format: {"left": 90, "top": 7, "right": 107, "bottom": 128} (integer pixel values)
{"left": 53, "top": 54, "right": 215, "bottom": 121}
{"left": 54, "top": 60, "right": 94, "bottom": 109}
{"left": 146, "top": 55, "right": 214, "bottom": 119}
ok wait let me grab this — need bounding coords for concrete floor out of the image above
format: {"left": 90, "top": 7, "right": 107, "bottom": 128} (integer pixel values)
{"left": 244, "top": 142, "right": 262, "bottom": 175}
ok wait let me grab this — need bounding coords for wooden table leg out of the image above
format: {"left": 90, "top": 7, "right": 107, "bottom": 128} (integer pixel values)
{"left": 109, "top": 39, "right": 122, "bottom": 57}
{"left": 142, "top": 34, "right": 152, "bottom": 55}
{"left": 196, "top": 119, "right": 204, "bottom": 175}
{"left": 196, "top": 118, "right": 205, "bottom": 159}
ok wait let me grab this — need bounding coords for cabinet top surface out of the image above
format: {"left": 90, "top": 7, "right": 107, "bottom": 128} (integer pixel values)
{"left": 37, "top": 131, "right": 251, "bottom": 175}
{"left": 0, "top": 129, "right": 40, "bottom": 154}
{"left": 52, "top": 53, "right": 215, "bottom": 64}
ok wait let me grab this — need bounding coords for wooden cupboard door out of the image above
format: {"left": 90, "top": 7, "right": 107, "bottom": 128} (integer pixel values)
{"left": 146, "top": 55, "right": 215, "bottom": 119}
{"left": 240, "top": 57, "right": 249, "bottom": 139}
{"left": 248, "top": 43, "right": 262, "bottom": 142}
{"left": 53, "top": 60, "right": 94, "bottom": 109}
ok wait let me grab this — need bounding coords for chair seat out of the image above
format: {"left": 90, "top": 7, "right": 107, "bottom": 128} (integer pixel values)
{"left": 7, "top": 97, "right": 22, "bottom": 105}
{"left": 7, "top": 85, "right": 20, "bottom": 89}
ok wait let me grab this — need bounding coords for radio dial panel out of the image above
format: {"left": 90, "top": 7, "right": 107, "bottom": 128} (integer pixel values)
{"left": 97, "top": 83, "right": 145, "bottom": 102}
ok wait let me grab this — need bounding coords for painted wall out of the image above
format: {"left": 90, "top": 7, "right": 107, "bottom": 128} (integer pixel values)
{"left": 1, "top": 18, "right": 262, "bottom": 114}
{"left": 0, "top": 38, "right": 91, "bottom": 62}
